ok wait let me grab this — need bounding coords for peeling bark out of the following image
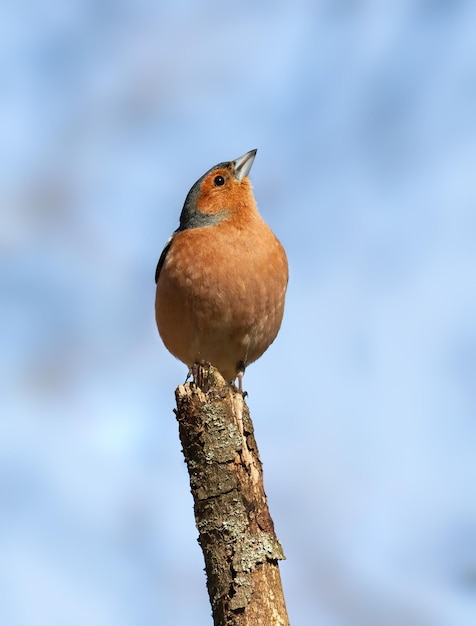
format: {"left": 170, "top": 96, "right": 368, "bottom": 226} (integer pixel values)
{"left": 174, "top": 364, "right": 290, "bottom": 626}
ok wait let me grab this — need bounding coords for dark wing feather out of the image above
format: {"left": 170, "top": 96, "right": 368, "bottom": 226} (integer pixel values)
{"left": 154, "top": 235, "right": 173, "bottom": 284}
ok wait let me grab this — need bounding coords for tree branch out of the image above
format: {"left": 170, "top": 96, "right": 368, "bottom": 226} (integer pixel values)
{"left": 174, "top": 364, "right": 290, "bottom": 626}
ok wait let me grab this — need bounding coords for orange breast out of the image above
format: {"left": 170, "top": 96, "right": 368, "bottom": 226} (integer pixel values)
{"left": 155, "top": 213, "right": 288, "bottom": 381}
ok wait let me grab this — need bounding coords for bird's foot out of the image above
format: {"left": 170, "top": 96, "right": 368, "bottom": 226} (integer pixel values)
{"left": 186, "top": 361, "right": 212, "bottom": 390}
{"left": 236, "top": 365, "right": 248, "bottom": 397}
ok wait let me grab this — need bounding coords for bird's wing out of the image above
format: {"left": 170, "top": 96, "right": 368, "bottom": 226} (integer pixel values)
{"left": 155, "top": 234, "right": 174, "bottom": 284}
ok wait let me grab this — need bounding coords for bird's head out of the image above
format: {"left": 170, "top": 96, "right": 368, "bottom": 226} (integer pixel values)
{"left": 178, "top": 149, "right": 258, "bottom": 231}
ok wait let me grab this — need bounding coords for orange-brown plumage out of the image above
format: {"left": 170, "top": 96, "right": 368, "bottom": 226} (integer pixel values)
{"left": 155, "top": 150, "right": 288, "bottom": 388}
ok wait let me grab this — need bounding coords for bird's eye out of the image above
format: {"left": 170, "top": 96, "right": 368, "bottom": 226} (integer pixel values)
{"left": 213, "top": 175, "right": 225, "bottom": 187}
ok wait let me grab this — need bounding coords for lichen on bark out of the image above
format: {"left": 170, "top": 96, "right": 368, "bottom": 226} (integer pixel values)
{"left": 175, "top": 364, "right": 289, "bottom": 626}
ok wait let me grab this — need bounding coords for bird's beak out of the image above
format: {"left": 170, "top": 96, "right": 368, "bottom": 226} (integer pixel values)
{"left": 233, "top": 149, "right": 257, "bottom": 181}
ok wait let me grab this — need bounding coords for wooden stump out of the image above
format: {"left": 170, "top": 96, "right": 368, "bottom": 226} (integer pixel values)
{"left": 175, "top": 364, "right": 290, "bottom": 626}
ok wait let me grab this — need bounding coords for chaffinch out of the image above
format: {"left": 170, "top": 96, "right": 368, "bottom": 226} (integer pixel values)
{"left": 155, "top": 149, "right": 288, "bottom": 391}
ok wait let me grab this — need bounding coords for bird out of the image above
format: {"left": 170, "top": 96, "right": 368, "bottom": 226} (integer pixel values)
{"left": 154, "top": 149, "right": 288, "bottom": 391}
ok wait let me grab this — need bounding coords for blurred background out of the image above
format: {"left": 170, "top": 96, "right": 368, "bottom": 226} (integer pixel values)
{"left": 1, "top": 0, "right": 476, "bottom": 624}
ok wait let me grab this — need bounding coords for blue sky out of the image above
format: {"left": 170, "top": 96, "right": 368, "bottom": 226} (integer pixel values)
{"left": 1, "top": 1, "right": 476, "bottom": 624}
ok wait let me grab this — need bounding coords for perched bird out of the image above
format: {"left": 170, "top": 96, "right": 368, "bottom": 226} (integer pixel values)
{"left": 155, "top": 149, "right": 288, "bottom": 391}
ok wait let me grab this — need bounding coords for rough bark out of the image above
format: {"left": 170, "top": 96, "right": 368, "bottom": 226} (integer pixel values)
{"left": 174, "top": 363, "right": 290, "bottom": 626}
